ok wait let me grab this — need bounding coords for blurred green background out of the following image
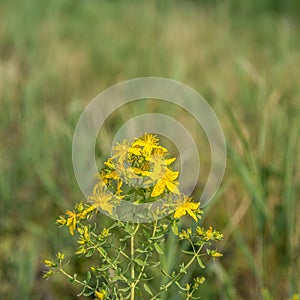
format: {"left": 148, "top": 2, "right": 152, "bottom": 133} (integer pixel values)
{"left": 0, "top": 0, "right": 299, "bottom": 299}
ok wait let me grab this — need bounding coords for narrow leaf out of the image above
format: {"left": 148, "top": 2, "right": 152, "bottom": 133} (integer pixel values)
{"left": 134, "top": 258, "right": 146, "bottom": 267}
{"left": 197, "top": 256, "right": 206, "bottom": 269}
{"left": 144, "top": 283, "right": 153, "bottom": 296}
{"left": 154, "top": 242, "right": 164, "bottom": 254}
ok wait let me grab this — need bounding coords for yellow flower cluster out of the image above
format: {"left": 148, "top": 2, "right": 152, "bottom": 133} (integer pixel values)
{"left": 98, "top": 134, "right": 180, "bottom": 200}
{"left": 56, "top": 202, "right": 95, "bottom": 235}
{"left": 196, "top": 226, "right": 223, "bottom": 241}
{"left": 57, "top": 134, "right": 203, "bottom": 236}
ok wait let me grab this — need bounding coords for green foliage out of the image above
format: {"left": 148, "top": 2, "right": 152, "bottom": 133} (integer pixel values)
{"left": 45, "top": 217, "right": 223, "bottom": 300}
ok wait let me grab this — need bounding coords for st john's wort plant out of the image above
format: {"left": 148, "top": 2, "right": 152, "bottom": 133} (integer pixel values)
{"left": 44, "top": 134, "right": 223, "bottom": 300}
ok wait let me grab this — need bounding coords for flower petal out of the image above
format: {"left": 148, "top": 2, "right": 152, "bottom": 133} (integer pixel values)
{"left": 151, "top": 180, "right": 166, "bottom": 197}
{"left": 187, "top": 208, "right": 198, "bottom": 222}
{"left": 174, "top": 207, "right": 186, "bottom": 219}
{"left": 166, "top": 181, "right": 180, "bottom": 195}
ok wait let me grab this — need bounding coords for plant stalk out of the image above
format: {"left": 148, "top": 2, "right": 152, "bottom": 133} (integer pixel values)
{"left": 131, "top": 233, "right": 135, "bottom": 300}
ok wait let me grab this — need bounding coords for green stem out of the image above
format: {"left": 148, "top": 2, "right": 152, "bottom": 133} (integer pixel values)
{"left": 150, "top": 244, "right": 203, "bottom": 300}
{"left": 130, "top": 224, "right": 140, "bottom": 300}
{"left": 131, "top": 233, "right": 135, "bottom": 300}
{"left": 133, "top": 220, "right": 158, "bottom": 286}
{"left": 59, "top": 266, "right": 94, "bottom": 291}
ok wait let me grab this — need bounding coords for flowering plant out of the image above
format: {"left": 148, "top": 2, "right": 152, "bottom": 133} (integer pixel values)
{"left": 44, "top": 134, "right": 223, "bottom": 300}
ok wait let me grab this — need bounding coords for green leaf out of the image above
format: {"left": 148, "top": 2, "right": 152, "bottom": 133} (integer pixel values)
{"left": 97, "top": 264, "right": 110, "bottom": 271}
{"left": 154, "top": 242, "right": 164, "bottom": 254}
{"left": 68, "top": 273, "right": 77, "bottom": 283}
{"left": 135, "top": 248, "right": 147, "bottom": 253}
{"left": 181, "top": 249, "right": 194, "bottom": 255}
{"left": 194, "top": 240, "right": 205, "bottom": 246}
{"left": 149, "top": 261, "right": 161, "bottom": 267}
{"left": 119, "top": 287, "right": 131, "bottom": 292}
{"left": 137, "top": 188, "right": 145, "bottom": 196}
{"left": 142, "top": 229, "right": 150, "bottom": 238}
{"left": 134, "top": 258, "right": 146, "bottom": 267}
{"left": 197, "top": 256, "right": 206, "bottom": 269}
{"left": 119, "top": 235, "right": 131, "bottom": 242}
{"left": 144, "top": 283, "right": 153, "bottom": 296}
{"left": 161, "top": 268, "right": 170, "bottom": 278}
{"left": 86, "top": 271, "right": 91, "bottom": 282}
{"left": 123, "top": 223, "right": 134, "bottom": 234}
{"left": 150, "top": 234, "right": 164, "bottom": 240}
{"left": 127, "top": 189, "right": 136, "bottom": 195}
{"left": 77, "top": 283, "right": 87, "bottom": 297}
{"left": 83, "top": 290, "right": 95, "bottom": 296}
{"left": 85, "top": 248, "right": 95, "bottom": 257}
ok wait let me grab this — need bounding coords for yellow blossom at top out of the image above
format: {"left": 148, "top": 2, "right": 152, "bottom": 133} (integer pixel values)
{"left": 132, "top": 133, "right": 161, "bottom": 156}
{"left": 92, "top": 133, "right": 182, "bottom": 208}
{"left": 174, "top": 196, "right": 200, "bottom": 222}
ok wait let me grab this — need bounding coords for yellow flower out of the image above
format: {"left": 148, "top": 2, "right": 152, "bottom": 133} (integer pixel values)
{"left": 196, "top": 226, "right": 223, "bottom": 241}
{"left": 152, "top": 146, "right": 167, "bottom": 156}
{"left": 132, "top": 133, "right": 160, "bottom": 156}
{"left": 103, "top": 158, "right": 114, "bottom": 169}
{"left": 78, "top": 205, "right": 96, "bottom": 219}
{"left": 128, "top": 146, "right": 142, "bottom": 156}
{"left": 196, "top": 226, "right": 204, "bottom": 236}
{"left": 146, "top": 153, "right": 174, "bottom": 166}
{"left": 101, "top": 227, "right": 110, "bottom": 238}
{"left": 77, "top": 225, "right": 90, "bottom": 243}
{"left": 151, "top": 168, "right": 180, "bottom": 197}
{"left": 94, "top": 289, "right": 106, "bottom": 300}
{"left": 66, "top": 210, "right": 77, "bottom": 235}
{"left": 89, "top": 181, "right": 116, "bottom": 215}
{"left": 116, "top": 180, "right": 123, "bottom": 195}
{"left": 89, "top": 192, "right": 114, "bottom": 215}
{"left": 44, "top": 259, "right": 56, "bottom": 267}
{"left": 111, "top": 142, "right": 130, "bottom": 164}
{"left": 194, "top": 276, "right": 205, "bottom": 287}
{"left": 56, "top": 252, "right": 65, "bottom": 260}
{"left": 132, "top": 167, "right": 150, "bottom": 177}
{"left": 174, "top": 196, "right": 200, "bottom": 222}
{"left": 56, "top": 215, "right": 66, "bottom": 226}
{"left": 205, "top": 226, "right": 213, "bottom": 240}
{"left": 211, "top": 251, "right": 223, "bottom": 258}
{"left": 178, "top": 228, "right": 192, "bottom": 239}
{"left": 207, "top": 249, "right": 223, "bottom": 258}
